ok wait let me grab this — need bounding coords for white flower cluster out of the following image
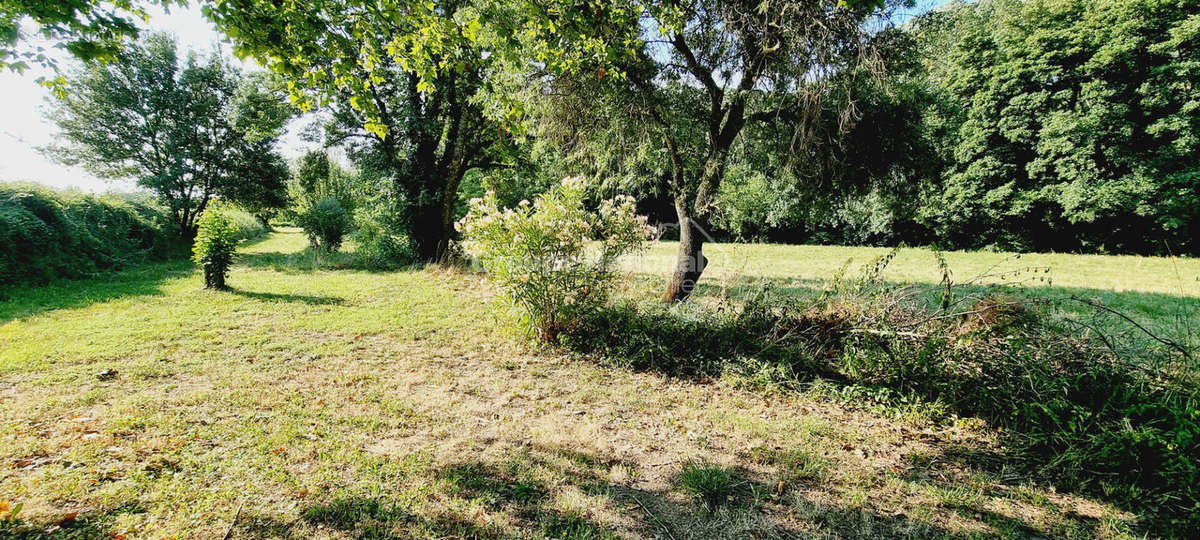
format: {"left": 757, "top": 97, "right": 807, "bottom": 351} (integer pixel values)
{"left": 455, "top": 177, "right": 652, "bottom": 341}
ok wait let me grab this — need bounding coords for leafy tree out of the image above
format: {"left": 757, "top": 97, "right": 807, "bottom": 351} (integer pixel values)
{"left": 192, "top": 203, "right": 238, "bottom": 289}
{"left": 483, "top": 0, "right": 902, "bottom": 301}
{"left": 914, "top": 0, "right": 1200, "bottom": 254}
{"left": 205, "top": 0, "right": 518, "bottom": 261}
{"left": 45, "top": 32, "right": 292, "bottom": 238}
{"left": 294, "top": 151, "right": 332, "bottom": 203}
{"left": 734, "top": 25, "right": 940, "bottom": 246}
{"left": 1, "top": 0, "right": 178, "bottom": 88}
{"left": 297, "top": 197, "right": 350, "bottom": 252}
{"left": 288, "top": 150, "right": 363, "bottom": 217}
{"left": 225, "top": 148, "right": 290, "bottom": 226}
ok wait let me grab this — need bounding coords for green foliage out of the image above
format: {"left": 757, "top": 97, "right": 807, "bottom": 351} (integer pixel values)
{"left": 296, "top": 197, "right": 350, "bottom": 252}
{"left": 912, "top": 0, "right": 1200, "bottom": 253}
{"left": 288, "top": 151, "right": 361, "bottom": 218}
{"left": 222, "top": 207, "right": 269, "bottom": 242}
{"left": 191, "top": 205, "right": 239, "bottom": 289}
{"left": 206, "top": 0, "right": 517, "bottom": 261}
{"left": 45, "top": 32, "right": 292, "bottom": 238}
{"left": 0, "top": 182, "right": 177, "bottom": 288}
{"left": 223, "top": 153, "right": 291, "bottom": 227}
{"left": 458, "top": 177, "right": 652, "bottom": 342}
{"left": 565, "top": 259, "right": 1200, "bottom": 533}
{"left": 0, "top": 0, "right": 176, "bottom": 81}
{"left": 677, "top": 462, "right": 735, "bottom": 510}
{"left": 350, "top": 200, "right": 415, "bottom": 270}
{"left": 834, "top": 311, "right": 1200, "bottom": 531}
{"left": 562, "top": 290, "right": 843, "bottom": 379}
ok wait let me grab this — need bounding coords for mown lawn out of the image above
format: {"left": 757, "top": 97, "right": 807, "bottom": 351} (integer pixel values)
{"left": 0, "top": 229, "right": 1184, "bottom": 538}
{"left": 631, "top": 242, "right": 1200, "bottom": 347}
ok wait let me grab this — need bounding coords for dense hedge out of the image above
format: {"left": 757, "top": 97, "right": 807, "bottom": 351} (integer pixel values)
{"left": 0, "top": 183, "right": 180, "bottom": 287}
{"left": 222, "top": 206, "right": 269, "bottom": 242}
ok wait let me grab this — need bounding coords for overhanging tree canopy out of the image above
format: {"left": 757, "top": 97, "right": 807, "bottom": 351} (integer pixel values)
{"left": 479, "top": 0, "right": 900, "bottom": 300}
{"left": 205, "top": 0, "right": 518, "bottom": 260}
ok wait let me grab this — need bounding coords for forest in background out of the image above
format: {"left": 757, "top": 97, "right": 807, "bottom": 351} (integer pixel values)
{"left": 609, "top": 0, "right": 1200, "bottom": 254}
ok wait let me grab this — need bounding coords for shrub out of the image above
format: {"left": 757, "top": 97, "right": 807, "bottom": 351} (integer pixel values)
{"left": 456, "top": 176, "right": 653, "bottom": 342}
{"left": 350, "top": 199, "right": 414, "bottom": 270}
{"left": 834, "top": 301, "right": 1200, "bottom": 531}
{"left": 222, "top": 206, "right": 268, "bottom": 242}
{"left": 296, "top": 197, "right": 350, "bottom": 252}
{"left": 0, "top": 182, "right": 177, "bottom": 287}
{"left": 563, "top": 257, "right": 1200, "bottom": 533}
{"left": 562, "top": 289, "right": 845, "bottom": 379}
{"left": 192, "top": 205, "right": 239, "bottom": 289}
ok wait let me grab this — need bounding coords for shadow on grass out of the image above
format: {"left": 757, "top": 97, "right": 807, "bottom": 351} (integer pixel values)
{"left": 0, "top": 259, "right": 193, "bottom": 324}
{"left": 896, "top": 443, "right": 1111, "bottom": 538}
{"left": 0, "top": 502, "right": 146, "bottom": 539}
{"left": 227, "top": 444, "right": 1083, "bottom": 539}
{"left": 226, "top": 287, "right": 345, "bottom": 305}
{"left": 4, "top": 445, "right": 1103, "bottom": 539}
{"left": 561, "top": 291, "right": 1191, "bottom": 535}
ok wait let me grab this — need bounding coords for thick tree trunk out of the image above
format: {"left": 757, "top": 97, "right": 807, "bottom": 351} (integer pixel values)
{"left": 662, "top": 203, "right": 709, "bottom": 303}
{"left": 411, "top": 205, "right": 448, "bottom": 261}
{"left": 410, "top": 204, "right": 455, "bottom": 262}
{"left": 410, "top": 170, "right": 465, "bottom": 262}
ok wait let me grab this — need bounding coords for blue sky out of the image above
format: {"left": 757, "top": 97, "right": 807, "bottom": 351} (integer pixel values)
{"left": 0, "top": 0, "right": 951, "bottom": 193}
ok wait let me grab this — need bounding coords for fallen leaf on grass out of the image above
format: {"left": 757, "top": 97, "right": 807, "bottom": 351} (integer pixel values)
{"left": 59, "top": 508, "right": 81, "bottom": 525}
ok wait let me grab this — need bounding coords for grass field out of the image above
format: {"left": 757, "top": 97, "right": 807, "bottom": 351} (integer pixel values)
{"left": 1, "top": 229, "right": 1191, "bottom": 538}
{"left": 629, "top": 242, "right": 1200, "bottom": 348}
{"left": 637, "top": 242, "right": 1200, "bottom": 297}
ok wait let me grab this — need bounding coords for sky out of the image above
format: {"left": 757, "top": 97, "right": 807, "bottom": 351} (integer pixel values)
{"left": 0, "top": 1, "right": 950, "bottom": 194}
{"left": 0, "top": 3, "right": 314, "bottom": 193}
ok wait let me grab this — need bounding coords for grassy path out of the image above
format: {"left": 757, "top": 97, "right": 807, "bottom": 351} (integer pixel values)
{"left": 0, "top": 230, "right": 1148, "bottom": 538}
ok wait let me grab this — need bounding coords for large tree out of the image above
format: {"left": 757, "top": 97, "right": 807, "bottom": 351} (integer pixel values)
{"left": 205, "top": 0, "right": 517, "bottom": 261}
{"left": 45, "top": 32, "right": 292, "bottom": 237}
{"left": 484, "top": 0, "right": 898, "bottom": 301}
{"left": 912, "top": 0, "right": 1200, "bottom": 254}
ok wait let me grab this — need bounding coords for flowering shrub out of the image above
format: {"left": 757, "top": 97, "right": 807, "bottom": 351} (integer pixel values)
{"left": 457, "top": 177, "right": 653, "bottom": 342}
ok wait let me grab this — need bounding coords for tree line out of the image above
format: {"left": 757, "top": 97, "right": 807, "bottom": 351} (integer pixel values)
{"left": 7, "top": 0, "right": 1198, "bottom": 299}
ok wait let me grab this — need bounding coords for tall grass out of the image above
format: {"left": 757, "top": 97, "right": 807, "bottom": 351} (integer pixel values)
{"left": 564, "top": 253, "right": 1200, "bottom": 535}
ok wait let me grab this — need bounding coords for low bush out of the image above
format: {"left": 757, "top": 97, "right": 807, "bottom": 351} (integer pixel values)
{"left": 562, "top": 290, "right": 845, "bottom": 379}
{"left": 297, "top": 197, "right": 350, "bottom": 252}
{"left": 457, "top": 176, "right": 653, "bottom": 342}
{"left": 0, "top": 182, "right": 178, "bottom": 288}
{"left": 192, "top": 205, "right": 239, "bottom": 289}
{"left": 350, "top": 199, "right": 414, "bottom": 270}
{"left": 222, "top": 206, "right": 268, "bottom": 242}
{"left": 677, "top": 461, "right": 736, "bottom": 510}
